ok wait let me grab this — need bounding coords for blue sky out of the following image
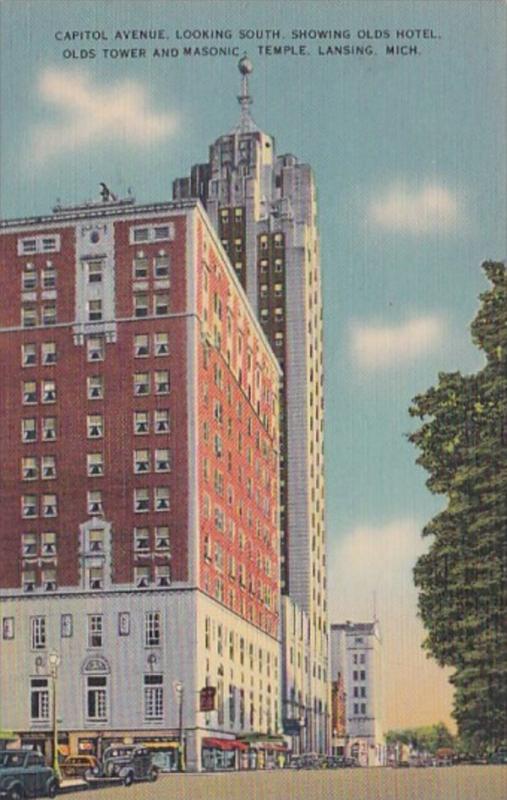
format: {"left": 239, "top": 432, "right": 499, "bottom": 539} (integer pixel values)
{"left": 1, "top": 0, "right": 506, "bottom": 728}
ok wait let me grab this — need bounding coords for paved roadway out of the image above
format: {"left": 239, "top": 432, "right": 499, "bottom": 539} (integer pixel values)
{"left": 61, "top": 765, "right": 507, "bottom": 800}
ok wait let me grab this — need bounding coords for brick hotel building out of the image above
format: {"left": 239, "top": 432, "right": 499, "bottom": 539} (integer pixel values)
{"left": 0, "top": 197, "right": 282, "bottom": 771}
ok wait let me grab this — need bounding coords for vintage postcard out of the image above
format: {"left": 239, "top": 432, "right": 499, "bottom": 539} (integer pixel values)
{"left": 0, "top": 1, "right": 505, "bottom": 798}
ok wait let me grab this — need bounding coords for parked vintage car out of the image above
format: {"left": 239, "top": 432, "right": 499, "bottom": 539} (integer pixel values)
{"left": 85, "top": 745, "right": 158, "bottom": 786}
{"left": 61, "top": 755, "right": 98, "bottom": 779}
{"left": 489, "top": 746, "right": 507, "bottom": 765}
{"left": 0, "top": 750, "right": 59, "bottom": 799}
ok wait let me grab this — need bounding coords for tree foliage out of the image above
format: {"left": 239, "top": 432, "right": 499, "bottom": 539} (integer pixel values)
{"left": 409, "top": 262, "right": 507, "bottom": 750}
{"left": 385, "top": 723, "right": 455, "bottom": 753}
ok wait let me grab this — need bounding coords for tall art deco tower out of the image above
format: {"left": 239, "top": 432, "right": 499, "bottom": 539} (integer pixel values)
{"left": 174, "top": 57, "right": 329, "bottom": 751}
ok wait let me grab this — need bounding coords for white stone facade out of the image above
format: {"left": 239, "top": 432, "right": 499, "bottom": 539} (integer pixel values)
{"left": 0, "top": 589, "right": 280, "bottom": 772}
{"left": 330, "top": 621, "right": 385, "bottom": 766}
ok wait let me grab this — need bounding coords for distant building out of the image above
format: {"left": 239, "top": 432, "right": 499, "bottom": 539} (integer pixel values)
{"left": 330, "top": 621, "right": 385, "bottom": 766}
{"left": 0, "top": 195, "right": 282, "bottom": 771}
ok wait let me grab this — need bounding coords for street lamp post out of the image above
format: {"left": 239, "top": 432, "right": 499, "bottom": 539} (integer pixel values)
{"left": 173, "top": 681, "right": 184, "bottom": 771}
{"left": 48, "top": 652, "right": 61, "bottom": 781}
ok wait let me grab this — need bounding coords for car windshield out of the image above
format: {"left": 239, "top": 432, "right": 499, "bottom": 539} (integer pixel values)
{"left": 0, "top": 753, "right": 27, "bottom": 768}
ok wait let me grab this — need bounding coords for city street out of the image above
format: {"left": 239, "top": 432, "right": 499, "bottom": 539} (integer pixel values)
{"left": 60, "top": 766, "right": 507, "bottom": 800}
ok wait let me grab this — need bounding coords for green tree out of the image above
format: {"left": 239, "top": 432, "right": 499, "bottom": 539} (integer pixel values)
{"left": 409, "top": 261, "right": 507, "bottom": 751}
{"left": 385, "top": 723, "right": 455, "bottom": 753}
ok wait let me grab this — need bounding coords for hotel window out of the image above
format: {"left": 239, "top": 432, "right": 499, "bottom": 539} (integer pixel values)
{"left": 41, "top": 237, "right": 59, "bottom": 253}
{"left": 134, "top": 488, "right": 149, "bottom": 513}
{"left": 22, "top": 343, "right": 37, "bottom": 366}
{"left": 214, "top": 434, "right": 223, "bottom": 457}
{"left": 42, "top": 417, "right": 56, "bottom": 441}
{"left": 20, "top": 238, "right": 37, "bottom": 255}
{"left": 87, "top": 337, "right": 104, "bottom": 361}
{"left": 41, "top": 380, "right": 56, "bottom": 403}
{"left": 42, "top": 494, "right": 57, "bottom": 517}
{"left": 234, "top": 238, "right": 242, "bottom": 254}
{"left": 274, "top": 332, "right": 284, "bottom": 348}
{"left": 88, "top": 614, "right": 103, "bottom": 648}
{"left": 155, "top": 526, "right": 170, "bottom": 550}
{"left": 22, "top": 494, "right": 37, "bottom": 518}
{"left": 22, "top": 532, "right": 37, "bottom": 556}
{"left": 259, "top": 235, "right": 268, "bottom": 250}
{"left": 274, "top": 282, "right": 283, "bottom": 297}
{"left": 134, "top": 293, "right": 149, "bottom": 318}
{"left": 87, "top": 491, "right": 103, "bottom": 515}
{"left": 154, "top": 409, "right": 170, "bottom": 433}
{"left": 22, "top": 306, "right": 37, "bottom": 327}
{"left": 42, "top": 568, "right": 56, "bottom": 592}
{"left": 134, "top": 334, "right": 149, "bottom": 357}
{"left": 134, "top": 372, "right": 150, "bottom": 395}
{"left": 42, "top": 304, "right": 56, "bottom": 325}
{"left": 145, "top": 612, "right": 161, "bottom": 646}
{"left": 31, "top": 616, "right": 46, "bottom": 650}
{"left": 22, "top": 418, "right": 37, "bottom": 442}
{"left": 87, "top": 260, "right": 103, "bottom": 284}
{"left": 154, "top": 294, "right": 169, "bottom": 316}
{"left": 132, "top": 227, "right": 149, "bottom": 243}
{"left": 274, "top": 233, "right": 283, "bottom": 245}
{"left": 154, "top": 332, "right": 169, "bottom": 355}
{"left": 155, "top": 487, "right": 170, "bottom": 511}
{"left": 87, "top": 415, "right": 103, "bottom": 438}
{"left": 155, "top": 370, "right": 169, "bottom": 394}
{"left": 86, "top": 676, "right": 108, "bottom": 721}
{"left": 88, "top": 529, "right": 104, "bottom": 553}
{"left": 260, "top": 309, "right": 268, "bottom": 320}
{"left": 42, "top": 265, "right": 56, "bottom": 289}
{"left": 144, "top": 674, "right": 164, "bottom": 720}
{"left": 154, "top": 255, "right": 169, "bottom": 278}
{"left": 154, "top": 225, "right": 171, "bottom": 241}
{"left": 360, "top": 670, "right": 366, "bottom": 681}
{"left": 134, "top": 410, "right": 149, "bottom": 434}
{"left": 41, "top": 455, "right": 56, "bottom": 479}
{"left": 21, "top": 456, "right": 38, "bottom": 481}
{"left": 361, "top": 703, "right": 366, "bottom": 714}
{"left": 133, "top": 257, "right": 149, "bottom": 279}
{"left": 155, "top": 449, "right": 170, "bottom": 472}
{"left": 135, "top": 566, "right": 150, "bottom": 588}
{"left": 234, "top": 207, "right": 243, "bottom": 219}
{"left": 155, "top": 565, "right": 170, "bottom": 588}
{"left": 86, "top": 375, "right": 103, "bottom": 400}
{"left": 87, "top": 452, "right": 104, "bottom": 477}
{"left": 260, "top": 259, "right": 268, "bottom": 273}
{"left": 23, "top": 570, "right": 36, "bottom": 592}
{"left": 88, "top": 299, "right": 102, "bottom": 322}
{"left": 274, "top": 258, "right": 284, "bottom": 272}
{"left": 88, "top": 566, "right": 104, "bottom": 590}
{"left": 41, "top": 532, "right": 56, "bottom": 556}
{"left": 134, "top": 449, "right": 150, "bottom": 474}
{"left": 22, "top": 265, "right": 37, "bottom": 290}
{"left": 274, "top": 307, "right": 284, "bottom": 321}
{"left": 30, "top": 678, "right": 49, "bottom": 721}
{"left": 260, "top": 284, "right": 268, "bottom": 298}
{"left": 134, "top": 527, "right": 150, "bottom": 552}
{"left": 23, "top": 381, "right": 37, "bottom": 404}
{"left": 42, "top": 342, "right": 57, "bottom": 364}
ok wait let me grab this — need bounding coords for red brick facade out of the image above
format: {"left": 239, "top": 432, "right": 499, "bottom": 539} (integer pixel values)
{"left": 0, "top": 202, "right": 280, "bottom": 639}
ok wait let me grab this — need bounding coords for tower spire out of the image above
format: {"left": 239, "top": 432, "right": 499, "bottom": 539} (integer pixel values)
{"left": 237, "top": 53, "right": 256, "bottom": 132}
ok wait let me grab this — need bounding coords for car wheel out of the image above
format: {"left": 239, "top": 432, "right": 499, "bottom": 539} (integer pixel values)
{"left": 123, "top": 772, "right": 134, "bottom": 787}
{"left": 149, "top": 767, "right": 159, "bottom": 783}
{"left": 8, "top": 786, "right": 24, "bottom": 800}
{"left": 46, "top": 779, "right": 59, "bottom": 798}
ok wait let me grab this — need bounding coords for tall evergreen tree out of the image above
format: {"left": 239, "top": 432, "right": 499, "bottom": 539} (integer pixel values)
{"left": 409, "top": 261, "right": 507, "bottom": 750}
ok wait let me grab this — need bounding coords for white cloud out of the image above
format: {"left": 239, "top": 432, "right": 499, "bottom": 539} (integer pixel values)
{"left": 31, "top": 69, "right": 177, "bottom": 164}
{"left": 369, "top": 182, "right": 460, "bottom": 233}
{"left": 328, "top": 518, "right": 424, "bottom": 622}
{"left": 351, "top": 314, "right": 445, "bottom": 369}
